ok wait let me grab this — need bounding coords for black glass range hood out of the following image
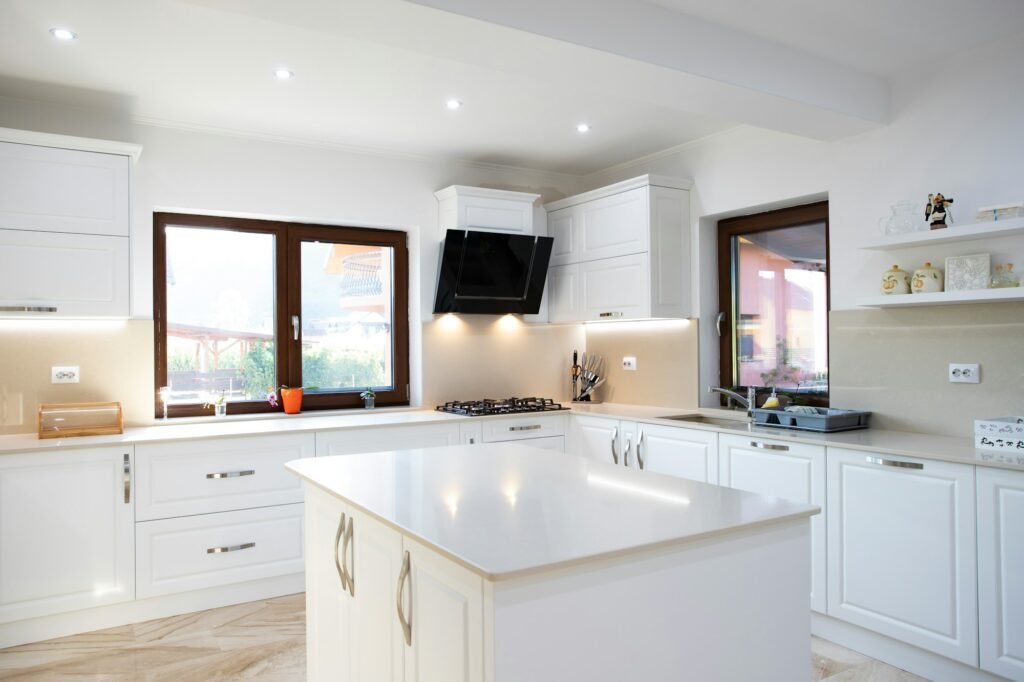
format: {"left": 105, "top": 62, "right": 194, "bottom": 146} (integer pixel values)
{"left": 433, "top": 229, "right": 554, "bottom": 314}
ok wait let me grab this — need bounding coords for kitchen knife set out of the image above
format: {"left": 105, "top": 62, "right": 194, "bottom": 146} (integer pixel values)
{"left": 571, "top": 349, "right": 605, "bottom": 402}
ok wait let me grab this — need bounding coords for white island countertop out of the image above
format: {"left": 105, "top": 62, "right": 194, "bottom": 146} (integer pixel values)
{"left": 286, "top": 443, "right": 818, "bottom": 581}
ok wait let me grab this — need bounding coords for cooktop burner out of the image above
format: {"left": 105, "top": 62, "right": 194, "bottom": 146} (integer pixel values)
{"left": 436, "top": 397, "right": 568, "bottom": 417}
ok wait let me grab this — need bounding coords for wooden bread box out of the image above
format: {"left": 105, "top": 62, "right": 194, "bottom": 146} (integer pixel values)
{"left": 38, "top": 401, "right": 124, "bottom": 439}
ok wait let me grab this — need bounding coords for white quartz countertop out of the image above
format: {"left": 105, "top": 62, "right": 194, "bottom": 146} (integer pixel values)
{"left": 286, "top": 443, "right": 818, "bottom": 580}
{"left": 1, "top": 402, "right": 1020, "bottom": 471}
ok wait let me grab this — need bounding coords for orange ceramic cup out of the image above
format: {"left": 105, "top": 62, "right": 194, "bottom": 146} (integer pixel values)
{"left": 280, "top": 388, "right": 304, "bottom": 414}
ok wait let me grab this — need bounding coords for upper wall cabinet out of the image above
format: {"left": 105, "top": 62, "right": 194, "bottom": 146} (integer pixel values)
{"left": 0, "top": 131, "right": 140, "bottom": 318}
{"left": 543, "top": 175, "right": 692, "bottom": 322}
{"left": 435, "top": 185, "right": 541, "bottom": 235}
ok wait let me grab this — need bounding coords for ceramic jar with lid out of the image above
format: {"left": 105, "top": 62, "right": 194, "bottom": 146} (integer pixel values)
{"left": 912, "top": 262, "right": 944, "bottom": 294}
{"left": 880, "top": 265, "right": 911, "bottom": 294}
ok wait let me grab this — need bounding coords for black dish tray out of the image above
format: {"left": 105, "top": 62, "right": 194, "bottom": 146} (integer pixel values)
{"left": 751, "top": 407, "right": 871, "bottom": 433}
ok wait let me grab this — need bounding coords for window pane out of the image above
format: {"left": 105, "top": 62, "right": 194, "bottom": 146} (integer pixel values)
{"left": 165, "top": 227, "right": 275, "bottom": 404}
{"left": 734, "top": 222, "right": 828, "bottom": 394}
{"left": 300, "top": 242, "right": 393, "bottom": 392}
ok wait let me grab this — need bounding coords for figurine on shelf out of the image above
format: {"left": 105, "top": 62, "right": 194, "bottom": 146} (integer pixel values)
{"left": 925, "top": 193, "right": 954, "bottom": 229}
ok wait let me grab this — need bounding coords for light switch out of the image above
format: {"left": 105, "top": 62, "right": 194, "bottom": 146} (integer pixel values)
{"left": 51, "top": 366, "right": 80, "bottom": 384}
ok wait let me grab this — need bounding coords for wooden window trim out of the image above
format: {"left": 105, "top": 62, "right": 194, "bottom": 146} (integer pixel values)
{"left": 153, "top": 213, "right": 410, "bottom": 418}
{"left": 716, "top": 201, "right": 830, "bottom": 407}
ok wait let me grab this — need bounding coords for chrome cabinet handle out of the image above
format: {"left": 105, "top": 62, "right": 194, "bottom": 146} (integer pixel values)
{"left": 0, "top": 305, "right": 58, "bottom": 313}
{"left": 343, "top": 516, "right": 355, "bottom": 597}
{"left": 509, "top": 425, "right": 542, "bottom": 432}
{"left": 636, "top": 430, "right": 645, "bottom": 470}
{"left": 207, "top": 542, "right": 255, "bottom": 554}
{"left": 206, "top": 469, "right": 255, "bottom": 479}
{"left": 334, "top": 513, "right": 350, "bottom": 592}
{"left": 624, "top": 437, "right": 632, "bottom": 467}
{"left": 610, "top": 426, "right": 619, "bottom": 464}
{"left": 123, "top": 454, "right": 131, "bottom": 504}
{"left": 291, "top": 315, "right": 300, "bottom": 341}
{"left": 396, "top": 550, "right": 412, "bottom": 647}
{"left": 866, "top": 456, "right": 923, "bottom": 470}
{"left": 750, "top": 441, "right": 789, "bottom": 451}
{"left": 598, "top": 311, "right": 623, "bottom": 318}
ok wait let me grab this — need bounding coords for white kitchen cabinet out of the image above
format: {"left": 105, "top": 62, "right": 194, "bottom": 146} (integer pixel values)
{"left": 135, "top": 433, "right": 314, "bottom": 521}
{"left": 0, "top": 229, "right": 130, "bottom": 318}
{"left": 719, "top": 434, "right": 825, "bottom": 613}
{"left": 0, "top": 447, "right": 134, "bottom": 624}
{"left": 544, "top": 176, "right": 691, "bottom": 322}
{"left": 0, "top": 141, "right": 130, "bottom": 237}
{"left": 630, "top": 423, "right": 718, "bottom": 484}
{"left": 570, "top": 415, "right": 622, "bottom": 464}
{"left": 826, "top": 447, "right": 977, "bottom": 665}
{"left": 305, "top": 486, "right": 353, "bottom": 682}
{"left": 978, "top": 467, "right": 1024, "bottom": 680}
{"left": 316, "top": 422, "right": 461, "bottom": 456}
{"left": 435, "top": 185, "right": 540, "bottom": 235}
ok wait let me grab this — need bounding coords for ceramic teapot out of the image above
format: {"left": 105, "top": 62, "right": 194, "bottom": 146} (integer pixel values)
{"left": 912, "top": 262, "right": 944, "bottom": 294}
{"left": 881, "top": 265, "right": 911, "bottom": 295}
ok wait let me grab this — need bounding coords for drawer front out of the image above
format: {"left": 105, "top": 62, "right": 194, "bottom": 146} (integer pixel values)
{"left": 135, "top": 433, "right": 315, "bottom": 521}
{"left": 136, "top": 504, "right": 304, "bottom": 599}
{"left": 481, "top": 414, "right": 567, "bottom": 443}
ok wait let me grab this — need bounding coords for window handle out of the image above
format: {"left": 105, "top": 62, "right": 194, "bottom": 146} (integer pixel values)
{"left": 291, "top": 315, "right": 300, "bottom": 341}
{"left": 716, "top": 312, "right": 726, "bottom": 337}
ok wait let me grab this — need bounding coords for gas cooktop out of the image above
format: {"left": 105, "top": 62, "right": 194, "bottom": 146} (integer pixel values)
{"left": 435, "top": 397, "right": 568, "bottom": 417}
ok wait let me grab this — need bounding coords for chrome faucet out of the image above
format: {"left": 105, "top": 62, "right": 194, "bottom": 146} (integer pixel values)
{"left": 708, "top": 386, "right": 757, "bottom": 419}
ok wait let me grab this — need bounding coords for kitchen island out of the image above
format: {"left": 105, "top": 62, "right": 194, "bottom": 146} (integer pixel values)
{"left": 287, "top": 443, "right": 818, "bottom": 682}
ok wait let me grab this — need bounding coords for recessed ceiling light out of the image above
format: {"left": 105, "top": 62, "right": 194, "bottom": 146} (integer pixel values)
{"left": 576, "top": 123, "right": 591, "bottom": 134}
{"left": 49, "top": 27, "right": 77, "bottom": 41}
{"left": 446, "top": 99, "right": 463, "bottom": 111}
{"left": 274, "top": 68, "right": 295, "bottom": 80}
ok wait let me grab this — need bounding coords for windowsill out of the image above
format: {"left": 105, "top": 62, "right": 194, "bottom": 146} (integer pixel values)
{"left": 150, "top": 403, "right": 423, "bottom": 427}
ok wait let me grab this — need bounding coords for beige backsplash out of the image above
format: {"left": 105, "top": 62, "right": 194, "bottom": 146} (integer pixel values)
{"left": 583, "top": 320, "right": 700, "bottom": 408}
{"left": 829, "top": 305, "right": 1024, "bottom": 438}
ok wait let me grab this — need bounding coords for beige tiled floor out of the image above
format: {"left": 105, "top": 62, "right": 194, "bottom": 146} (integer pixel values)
{"left": 0, "top": 594, "right": 926, "bottom": 681}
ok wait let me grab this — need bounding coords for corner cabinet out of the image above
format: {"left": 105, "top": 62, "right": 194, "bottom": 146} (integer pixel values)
{"left": 977, "top": 467, "right": 1024, "bottom": 680}
{"left": 0, "top": 447, "right": 135, "bottom": 624}
{"left": 0, "top": 134, "right": 139, "bottom": 318}
{"left": 544, "top": 175, "right": 692, "bottom": 322}
{"left": 826, "top": 447, "right": 978, "bottom": 665}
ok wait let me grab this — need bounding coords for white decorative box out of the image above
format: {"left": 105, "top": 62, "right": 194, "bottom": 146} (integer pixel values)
{"left": 975, "top": 416, "right": 1024, "bottom": 451}
{"left": 975, "top": 202, "right": 1024, "bottom": 222}
{"left": 945, "top": 253, "right": 990, "bottom": 292}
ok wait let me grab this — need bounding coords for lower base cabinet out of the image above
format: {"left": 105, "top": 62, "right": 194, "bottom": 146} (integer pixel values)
{"left": 826, "top": 447, "right": 977, "bottom": 665}
{"left": 719, "top": 434, "right": 825, "bottom": 613}
{"left": 978, "top": 467, "right": 1024, "bottom": 680}
{"left": 629, "top": 423, "right": 718, "bottom": 483}
{"left": 305, "top": 485, "right": 483, "bottom": 682}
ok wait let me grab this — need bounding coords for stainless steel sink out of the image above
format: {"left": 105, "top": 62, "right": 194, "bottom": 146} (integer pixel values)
{"left": 657, "top": 415, "right": 752, "bottom": 429}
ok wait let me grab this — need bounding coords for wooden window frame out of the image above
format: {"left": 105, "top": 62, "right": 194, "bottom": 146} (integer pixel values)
{"left": 153, "top": 213, "right": 410, "bottom": 418}
{"left": 717, "top": 201, "right": 830, "bottom": 407}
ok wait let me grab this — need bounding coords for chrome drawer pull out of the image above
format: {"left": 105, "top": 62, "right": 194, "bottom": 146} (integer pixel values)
{"left": 624, "top": 437, "right": 632, "bottom": 468}
{"left": 610, "top": 426, "right": 619, "bottom": 464}
{"left": 598, "top": 311, "right": 623, "bottom": 318}
{"left": 0, "top": 305, "right": 58, "bottom": 313}
{"left": 207, "top": 542, "right": 255, "bottom": 554}
{"left": 123, "top": 454, "right": 131, "bottom": 504}
{"left": 509, "top": 425, "right": 542, "bottom": 432}
{"left": 206, "top": 469, "right": 255, "bottom": 479}
{"left": 396, "top": 550, "right": 413, "bottom": 647}
{"left": 636, "top": 430, "right": 645, "bottom": 470}
{"left": 866, "top": 456, "right": 923, "bottom": 470}
{"left": 750, "top": 441, "right": 789, "bottom": 451}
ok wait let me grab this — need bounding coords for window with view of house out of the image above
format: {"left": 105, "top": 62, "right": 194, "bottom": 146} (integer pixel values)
{"left": 154, "top": 214, "right": 409, "bottom": 417}
{"left": 718, "top": 202, "right": 829, "bottom": 405}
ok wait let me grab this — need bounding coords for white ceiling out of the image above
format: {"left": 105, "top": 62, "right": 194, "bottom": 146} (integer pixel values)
{"left": 647, "top": 0, "right": 1024, "bottom": 77}
{"left": 1, "top": 0, "right": 1022, "bottom": 175}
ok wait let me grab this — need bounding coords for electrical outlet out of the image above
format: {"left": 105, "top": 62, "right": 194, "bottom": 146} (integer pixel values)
{"left": 622, "top": 356, "right": 638, "bottom": 371}
{"left": 51, "top": 366, "right": 80, "bottom": 384}
{"left": 949, "top": 363, "right": 980, "bottom": 384}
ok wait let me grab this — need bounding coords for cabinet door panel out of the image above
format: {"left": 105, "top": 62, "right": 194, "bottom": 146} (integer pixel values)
{"left": 0, "top": 447, "right": 133, "bottom": 624}
{"left": 317, "top": 423, "right": 460, "bottom": 456}
{"left": 304, "top": 486, "right": 351, "bottom": 682}
{"left": 978, "top": 467, "right": 1024, "bottom": 680}
{"left": 826, "top": 448, "right": 977, "bottom": 664}
{"left": 548, "top": 207, "right": 577, "bottom": 266}
{"left": 720, "top": 434, "right": 825, "bottom": 612}
{"left": 579, "top": 187, "right": 648, "bottom": 261}
{"left": 350, "top": 509, "right": 404, "bottom": 682}
{"left": 0, "top": 229, "right": 129, "bottom": 317}
{"left": 635, "top": 424, "right": 718, "bottom": 484}
{"left": 546, "top": 263, "right": 579, "bottom": 323}
{"left": 0, "top": 142, "right": 130, "bottom": 236}
{"left": 570, "top": 416, "right": 621, "bottom": 464}
{"left": 404, "top": 537, "right": 483, "bottom": 682}
{"left": 580, "top": 254, "right": 649, "bottom": 321}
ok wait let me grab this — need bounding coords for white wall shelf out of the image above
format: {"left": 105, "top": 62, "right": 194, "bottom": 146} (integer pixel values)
{"left": 858, "top": 287, "right": 1024, "bottom": 308}
{"left": 861, "top": 217, "right": 1024, "bottom": 250}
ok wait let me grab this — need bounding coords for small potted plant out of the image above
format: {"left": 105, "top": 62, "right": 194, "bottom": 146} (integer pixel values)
{"left": 269, "top": 385, "right": 318, "bottom": 414}
{"left": 360, "top": 387, "right": 376, "bottom": 409}
{"left": 204, "top": 391, "right": 228, "bottom": 418}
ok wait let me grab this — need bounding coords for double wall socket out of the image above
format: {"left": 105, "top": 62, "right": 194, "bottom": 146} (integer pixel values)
{"left": 948, "top": 363, "right": 980, "bottom": 384}
{"left": 622, "top": 356, "right": 638, "bottom": 371}
{"left": 51, "top": 366, "right": 80, "bottom": 384}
